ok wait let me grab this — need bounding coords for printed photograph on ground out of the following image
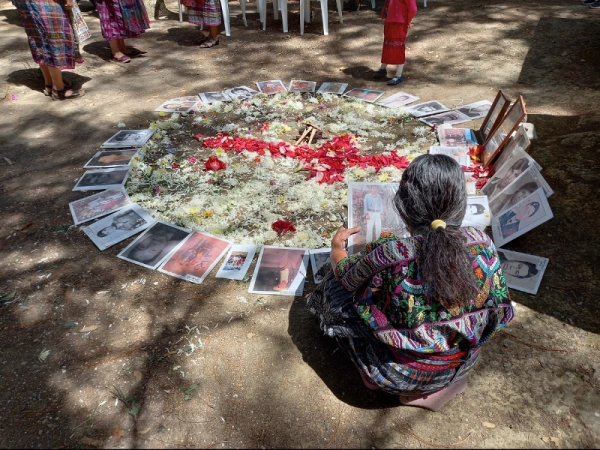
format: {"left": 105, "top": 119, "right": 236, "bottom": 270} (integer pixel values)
{"left": 404, "top": 100, "right": 449, "bottom": 117}
{"left": 73, "top": 168, "right": 131, "bottom": 192}
{"left": 249, "top": 246, "right": 309, "bottom": 296}
{"left": 257, "top": 80, "right": 287, "bottom": 95}
{"left": 158, "top": 232, "right": 232, "bottom": 284}
{"left": 376, "top": 91, "right": 420, "bottom": 108}
{"left": 497, "top": 248, "right": 549, "bottom": 295}
{"left": 69, "top": 186, "right": 131, "bottom": 225}
{"left": 455, "top": 99, "right": 493, "bottom": 120}
{"left": 117, "top": 221, "right": 191, "bottom": 270}
{"left": 84, "top": 149, "right": 138, "bottom": 168}
{"left": 101, "top": 129, "right": 155, "bottom": 148}
{"left": 215, "top": 244, "right": 258, "bottom": 280}
{"left": 82, "top": 204, "right": 154, "bottom": 251}
{"left": 288, "top": 80, "right": 317, "bottom": 93}
{"left": 316, "top": 82, "right": 347, "bottom": 95}
{"left": 461, "top": 195, "right": 490, "bottom": 230}
{"left": 309, "top": 248, "right": 331, "bottom": 284}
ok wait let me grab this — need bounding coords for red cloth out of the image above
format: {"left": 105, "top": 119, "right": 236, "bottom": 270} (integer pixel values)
{"left": 181, "top": 0, "right": 205, "bottom": 7}
{"left": 381, "top": 22, "right": 408, "bottom": 65}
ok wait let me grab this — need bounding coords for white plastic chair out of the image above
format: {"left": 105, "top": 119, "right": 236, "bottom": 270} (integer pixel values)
{"left": 299, "top": 0, "right": 343, "bottom": 35}
{"left": 258, "top": 0, "right": 286, "bottom": 31}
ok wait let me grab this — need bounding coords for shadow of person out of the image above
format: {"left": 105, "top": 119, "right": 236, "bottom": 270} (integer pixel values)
{"left": 154, "top": 27, "right": 208, "bottom": 47}
{"left": 288, "top": 285, "right": 401, "bottom": 409}
{"left": 7, "top": 68, "right": 91, "bottom": 94}
{"left": 0, "top": 6, "right": 24, "bottom": 27}
{"left": 341, "top": 65, "right": 385, "bottom": 81}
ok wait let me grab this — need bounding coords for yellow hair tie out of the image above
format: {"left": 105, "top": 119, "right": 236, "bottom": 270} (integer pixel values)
{"left": 431, "top": 220, "right": 447, "bottom": 230}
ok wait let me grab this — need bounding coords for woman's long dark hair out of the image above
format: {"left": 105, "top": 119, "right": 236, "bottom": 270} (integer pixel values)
{"left": 394, "top": 154, "right": 476, "bottom": 309}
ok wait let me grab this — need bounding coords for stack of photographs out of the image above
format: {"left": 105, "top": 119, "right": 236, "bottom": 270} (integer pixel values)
{"left": 248, "top": 246, "right": 309, "bottom": 296}
{"left": 101, "top": 129, "right": 155, "bottom": 149}
{"left": 155, "top": 96, "right": 201, "bottom": 113}
{"left": 497, "top": 249, "right": 549, "bottom": 295}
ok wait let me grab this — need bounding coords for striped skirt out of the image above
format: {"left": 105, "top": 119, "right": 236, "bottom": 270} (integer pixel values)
{"left": 13, "top": 0, "right": 84, "bottom": 70}
{"left": 95, "top": 0, "right": 150, "bottom": 41}
{"left": 381, "top": 22, "right": 408, "bottom": 65}
{"left": 306, "top": 267, "right": 479, "bottom": 395}
{"left": 187, "top": 0, "right": 222, "bottom": 27}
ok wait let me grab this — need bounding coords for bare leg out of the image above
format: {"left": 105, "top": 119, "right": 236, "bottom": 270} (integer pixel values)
{"left": 46, "top": 65, "right": 84, "bottom": 99}
{"left": 209, "top": 25, "right": 218, "bottom": 41}
{"left": 109, "top": 38, "right": 127, "bottom": 60}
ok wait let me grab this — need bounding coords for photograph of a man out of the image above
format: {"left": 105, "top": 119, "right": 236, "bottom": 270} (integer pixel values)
{"left": 363, "top": 185, "right": 385, "bottom": 243}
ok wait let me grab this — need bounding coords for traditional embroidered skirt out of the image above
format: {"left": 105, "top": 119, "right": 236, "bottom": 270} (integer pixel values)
{"left": 187, "top": 0, "right": 222, "bottom": 27}
{"left": 306, "top": 267, "right": 478, "bottom": 395}
{"left": 95, "top": 0, "right": 150, "bottom": 41}
{"left": 13, "top": 0, "right": 84, "bottom": 70}
{"left": 381, "top": 22, "right": 408, "bottom": 65}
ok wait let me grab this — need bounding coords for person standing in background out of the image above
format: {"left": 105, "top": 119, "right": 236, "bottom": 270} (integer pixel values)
{"left": 12, "top": 0, "right": 86, "bottom": 100}
{"left": 372, "top": 0, "right": 417, "bottom": 85}
{"left": 182, "top": 0, "right": 222, "bottom": 48}
{"left": 95, "top": 0, "right": 150, "bottom": 63}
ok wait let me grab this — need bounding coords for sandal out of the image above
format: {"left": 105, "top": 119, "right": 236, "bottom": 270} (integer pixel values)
{"left": 124, "top": 48, "right": 147, "bottom": 57}
{"left": 199, "top": 38, "right": 219, "bottom": 48}
{"left": 372, "top": 68, "right": 387, "bottom": 79}
{"left": 387, "top": 75, "right": 404, "bottom": 85}
{"left": 44, "top": 80, "right": 71, "bottom": 96}
{"left": 112, "top": 54, "right": 131, "bottom": 63}
{"left": 198, "top": 35, "right": 209, "bottom": 45}
{"left": 51, "top": 86, "right": 85, "bottom": 101}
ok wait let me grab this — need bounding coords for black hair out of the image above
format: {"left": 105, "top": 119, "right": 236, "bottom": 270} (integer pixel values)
{"left": 511, "top": 261, "right": 539, "bottom": 279}
{"left": 469, "top": 203, "right": 486, "bottom": 215}
{"left": 526, "top": 201, "right": 540, "bottom": 217}
{"left": 394, "top": 154, "right": 476, "bottom": 309}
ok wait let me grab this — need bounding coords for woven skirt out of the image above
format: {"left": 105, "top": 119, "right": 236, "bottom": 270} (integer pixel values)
{"left": 187, "top": 0, "right": 221, "bottom": 26}
{"left": 95, "top": 0, "right": 150, "bottom": 41}
{"left": 381, "top": 22, "right": 408, "bottom": 65}
{"left": 14, "top": 0, "right": 83, "bottom": 70}
{"left": 306, "top": 267, "right": 478, "bottom": 395}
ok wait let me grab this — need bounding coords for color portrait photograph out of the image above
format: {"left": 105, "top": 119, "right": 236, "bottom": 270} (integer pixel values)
{"left": 73, "top": 167, "right": 131, "bottom": 192}
{"left": 158, "top": 232, "right": 232, "bottom": 284}
{"left": 215, "top": 244, "right": 258, "bottom": 280}
{"left": 69, "top": 186, "right": 131, "bottom": 225}
{"left": 84, "top": 149, "right": 138, "bottom": 168}
{"left": 248, "top": 246, "right": 309, "bottom": 296}
{"left": 437, "top": 128, "right": 479, "bottom": 147}
{"left": 257, "top": 80, "right": 287, "bottom": 95}
{"left": 347, "top": 182, "right": 409, "bottom": 254}
{"left": 309, "top": 248, "right": 331, "bottom": 284}
{"left": 288, "top": 80, "right": 316, "bottom": 93}
{"left": 316, "top": 82, "right": 348, "bottom": 95}
{"left": 117, "top": 221, "right": 191, "bottom": 270}
{"left": 82, "top": 204, "right": 154, "bottom": 251}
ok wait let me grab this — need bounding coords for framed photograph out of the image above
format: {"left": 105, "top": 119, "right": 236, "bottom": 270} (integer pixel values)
{"left": 82, "top": 203, "right": 154, "bottom": 251}
{"left": 347, "top": 182, "right": 410, "bottom": 254}
{"left": 429, "top": 146, "right": 470, "bottom": 167}
{"left": 117, "top": 221, "right": 191, "bottom": 270}
{"left": 101, "top": 129, "right": 155, "bottom": 149}
{"left": 316, "top": 82, "right": 348, "bottom": 95}
{"left": 288, "top": 80, "right": 317, "bottom": 93}
{"left": 223, "top": 86, "right": 259, "bottom": 101}
{"left": 491, "top": 188, "right": 554, "bottom": 247}
{"left": 309, "top": 248, "right": 331, "bottom": 284}
{"left": 376, "top": 91, "right": 420, "bottom": 108}
{"left": 248, "top": 246, "right": 309, "bottom": 296}
{"left": 199, "top": 91, "right": 231, "bottom": 104}
{"left": 154, "top": 99, "right": 198, "bottom": 113}
{"left": 492, "top": 124, "right": 537, "bottom": 173}
{"left": 497, "top": 248, "right": 549, "bottom": 295}
{"left": 84, "top": 149, "right": 138, "bottom": 168}
{"left": 419, "top": 110, "right": 471, "bottom": 126}
{"left": 465, "top": 172, "right": 477, "bottom": 196}
{"left": 69, "top": 186, "right": 131, "bottom": 225}
{"left": 73, "top": 167, "right": 130, "bottom": 192}
{"left": 461, "top": 195, "right": 490, "bottom": 230}
{"left": 257, "top": 80, "right": 287, "bottom": 95}
{"left": 481, "top": 96, "right": 527, "bottom": 167}
{"left": 404, "top": 100, "right": 450, "bottom": 118}
{"left": 158, "top": 232, "right": 232, "bottom": 284}
{"left": 455, "top": 100, "right": 493, "bottom": 120}
{"left": 214, "top": 244, "right": 258, "bottom": 280}
{"left": 480, "top": 148, "right": 540, "bottom": 201}
{"left": 437, "top": 128, "right": 479, "bottom": 148}
{"left": 489, "top": 166, "right": 553, "bottom": 216}
{"left": 479, "top": 90, "right": 511, "bottom": 142}
{"left": 343, "top": 88, "right": 385, "bottom": 103}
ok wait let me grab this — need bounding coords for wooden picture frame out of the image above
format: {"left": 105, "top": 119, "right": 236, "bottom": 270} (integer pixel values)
{"left": 481, "top": 96, "right": 527, "bottom": 167}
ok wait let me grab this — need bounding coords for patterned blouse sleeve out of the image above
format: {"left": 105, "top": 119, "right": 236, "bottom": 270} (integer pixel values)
{"left": 336, "top": 237, "right": 416, "bottom": 291}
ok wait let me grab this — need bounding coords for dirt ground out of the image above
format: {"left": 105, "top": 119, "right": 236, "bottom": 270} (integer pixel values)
{"left": 1, "top": 0, "right": 600, "bottom": 447}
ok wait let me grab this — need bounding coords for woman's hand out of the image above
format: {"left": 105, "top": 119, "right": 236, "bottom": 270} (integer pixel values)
{"left": 331, "top": 225, "right": 361, "bottom": 251}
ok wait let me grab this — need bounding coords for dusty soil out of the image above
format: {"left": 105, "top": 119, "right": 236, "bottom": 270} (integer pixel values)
{"left": 1, "top": 0, "right": 600, "bottom": 448}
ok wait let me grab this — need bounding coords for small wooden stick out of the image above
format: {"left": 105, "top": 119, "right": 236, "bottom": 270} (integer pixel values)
{"left": 295, "top": 127, "right": 311, "bottom": 145}
{"left": 308, "top": 127, "right": 317, "bottom": 145}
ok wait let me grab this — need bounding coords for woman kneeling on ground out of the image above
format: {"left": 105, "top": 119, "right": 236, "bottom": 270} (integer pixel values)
{"left": 307, "top": 154, "right": 515, "bottom": 412}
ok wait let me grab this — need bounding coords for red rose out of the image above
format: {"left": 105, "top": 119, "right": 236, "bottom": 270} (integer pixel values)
{"left": 271, "top": 219, "right": 296, "bottom": 236}
{"left": 204, "top": 155, "right": 227, "bottom": 171}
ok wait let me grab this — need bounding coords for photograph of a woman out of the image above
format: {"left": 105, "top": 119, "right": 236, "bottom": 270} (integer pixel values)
{"left": 102, "top": 129, "right": 155, "bottom": 148}
{"left": 481, "top": 157, "right": 530, "bottom": 200}
{"left": 83, "top": 204, "right": 153, "bottom": 250}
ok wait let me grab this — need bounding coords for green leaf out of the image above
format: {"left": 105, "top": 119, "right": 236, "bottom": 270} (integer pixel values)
{"left": 184, "top": 383, "right": 199, "bottom": 401}
{"left": 53, "top": 225, "right": 71, "bottom": 232}
{"left": 128, "top": 399, "right": 141, "bottom": 417}
{"left": 0, "top": 289, "right": 16, "bottom": 302}
{"left": 64, "top": 321, "right": 76, "bottom": 328}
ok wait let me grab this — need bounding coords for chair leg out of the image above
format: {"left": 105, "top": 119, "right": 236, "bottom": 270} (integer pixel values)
{"left": 273, "top": 0, "right": 278, "bottom": 20}
{"left": 336, "top": 0, "right": 343, "bottom": 24}
{"left": 178, "top": 0, "right": 183, "bottom": 22}
{"left": 240, "top": 0, "right": 248, "bottom": 26}
{"left": 299, "top": 0, "right": 305, "bottom": 34}
{"left": 424, "top": 0, "right": 427, "bottom": 6}
{"left": 219, "top": 0, "right": 231, "bottom": 36}
{"left": 259, "top": 0, "right": 267, "bottom": 30}
{"left": 280, "top": 0, "right": 288, "bottom": 32}
{"left": 371, "top": 0, "right": 375, "bottom": 8}
{"left": 320, "top": 0, "right": 328, "bottom": 35}
{"left": 304, "top": 0, "right": 311, "bottom": 23}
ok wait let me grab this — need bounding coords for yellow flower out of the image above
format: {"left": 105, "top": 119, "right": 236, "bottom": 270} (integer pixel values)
{"left": 277, "top": 195, "right": 285, "bottom": 204}
{"left": 189, "top": 208, "right": 199, "bottom": 215}
{"left": 378, "top": 173, "right": 390, "bottom": 182}
{"left": 203, "top": 210, "right": 213, "bottom": 218}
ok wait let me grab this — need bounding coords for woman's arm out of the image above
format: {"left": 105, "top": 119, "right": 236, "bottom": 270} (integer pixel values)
{"left": 330, "top": 226, "right": 361, "bottom": 278}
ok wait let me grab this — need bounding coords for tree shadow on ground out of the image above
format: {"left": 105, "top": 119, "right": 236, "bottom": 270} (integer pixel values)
{"left": 7, "top": 68, "right": 92, "bottom": 92}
